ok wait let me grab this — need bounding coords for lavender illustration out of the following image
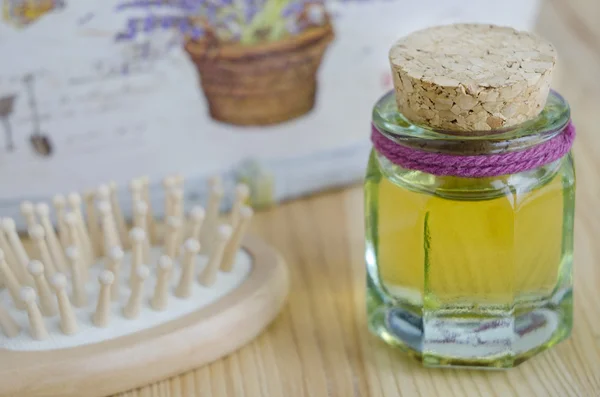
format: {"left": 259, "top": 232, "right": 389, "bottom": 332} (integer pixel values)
{"left": 114, "top": 0, "right": 328, "bottom": 44}
{"left": 114, "top": 0, "right": 334, "bottom": 126}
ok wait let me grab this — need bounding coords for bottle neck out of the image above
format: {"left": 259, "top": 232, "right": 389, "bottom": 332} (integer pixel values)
{"left": 372, "top": 90, "right": 571, "bottom": 156}
{"left": 371, "top": 120, "right": 575, "bottom": 179}
{"left": 374, "top": 149, "right": 570, "bottom": 201}
{"left": 370, "top": 89, "right": 574, "bottom": 199}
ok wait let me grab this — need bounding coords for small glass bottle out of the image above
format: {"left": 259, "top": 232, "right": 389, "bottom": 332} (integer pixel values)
{"left": 365, "top": 24, "right": 576, "bottom": 368}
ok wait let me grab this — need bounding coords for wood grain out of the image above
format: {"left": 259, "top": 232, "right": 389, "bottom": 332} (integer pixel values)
{"left": 102, "top": 1, "right": 600, "bottom": 395}
{"left": 107, "top": 165, "right": 599, "bottom": 397}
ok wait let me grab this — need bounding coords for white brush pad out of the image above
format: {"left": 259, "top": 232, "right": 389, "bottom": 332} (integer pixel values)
{"left": 0, "top": 247, "right": 252, "bottom": 351}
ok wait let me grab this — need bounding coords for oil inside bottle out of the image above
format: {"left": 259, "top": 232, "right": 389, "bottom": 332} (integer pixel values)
{"left": 365, "top": 149, "right": 575, "bottom": 367}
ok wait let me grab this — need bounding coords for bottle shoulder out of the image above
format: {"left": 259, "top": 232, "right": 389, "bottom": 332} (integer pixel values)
{"left": 368, "top": 148, "right": 575, "bottom": 202}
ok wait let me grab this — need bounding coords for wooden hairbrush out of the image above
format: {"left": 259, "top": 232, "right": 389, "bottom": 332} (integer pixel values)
{"left": 0, "top": 175, "right": 288, "bottom": 397}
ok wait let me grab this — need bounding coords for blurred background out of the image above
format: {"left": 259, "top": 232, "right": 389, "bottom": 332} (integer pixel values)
{"left": 535, "top": 0, "right": 598, "bottom": 276}
{"left": 1, "top": 0, "right": 587, "bottom": 230}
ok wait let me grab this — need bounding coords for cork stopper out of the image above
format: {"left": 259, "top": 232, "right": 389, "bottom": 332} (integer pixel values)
{"left": 389, "top": 24, "right": 557, "bottom": 132}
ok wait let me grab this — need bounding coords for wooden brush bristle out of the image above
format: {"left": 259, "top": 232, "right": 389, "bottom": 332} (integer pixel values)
{"left": 0, "top": 175, "right": 252, "bottom": 343}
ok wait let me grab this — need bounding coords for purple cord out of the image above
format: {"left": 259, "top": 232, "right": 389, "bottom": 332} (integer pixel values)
{"left": 371, "top": 121, "right": 576, "bottom": 178}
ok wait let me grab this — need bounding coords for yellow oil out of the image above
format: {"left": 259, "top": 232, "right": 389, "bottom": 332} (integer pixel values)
{"left": 366, "top": 90, "right": 575, "bottom": 367}
{"left": 372, "top": 154, "right": 570, "bottom": 307}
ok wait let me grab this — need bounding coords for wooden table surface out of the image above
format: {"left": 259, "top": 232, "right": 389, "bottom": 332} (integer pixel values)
{"left": 113, "top": 1, "right": 600, "bottom": 396}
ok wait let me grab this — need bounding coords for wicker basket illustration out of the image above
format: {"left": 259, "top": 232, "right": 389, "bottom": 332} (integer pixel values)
{"left": 184, "top": 23, "right": 334, "bottom": 126}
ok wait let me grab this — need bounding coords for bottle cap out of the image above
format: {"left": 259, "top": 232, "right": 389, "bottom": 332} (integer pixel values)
{"left": 389, "top": 23, "right": 557, "bottom": 132}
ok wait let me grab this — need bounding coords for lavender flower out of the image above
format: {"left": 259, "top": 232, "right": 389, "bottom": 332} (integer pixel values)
{"left": 179, "top": 19, "right": 191, "bottom": 34}
{"left": 116, "top": 0, "right": 158, "bottom": 11}
{"left": 180, "top": 0, "right": 203, "bottom": 10}
{"left": 281, "top": 2, "right": 303, "bottom": 18}
{"left": 191, "top": 26, "right": 205, "bottom": 39}
{"left": 115, "top": 19, "right": 138, "bottom": 41}
{"left": 144, "top": 14, "right": 156, "bottom": 32}
{"left": 178, "top": 0, "right": 202, "bottom": 12}
{"left": 116, "top": 0, "right": 199, "bottom": 11}
{"left": 114, "top": 0, "right": 329, "bottom": 43}
{"left": 204, "top": 5, "right": 217, "bottom": 22}
{"left": 161, "top": 15, "right": 175, "bottom": 28}
{"left": 206, "top": 0, "right": 232, "bottom": 6}
{"left": 244, "top": 5, "right": 258, "bottom": 22}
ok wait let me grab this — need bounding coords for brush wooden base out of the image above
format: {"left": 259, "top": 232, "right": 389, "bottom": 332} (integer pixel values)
{"left": 0, "top": 235, "right": 288, "bottom": 397}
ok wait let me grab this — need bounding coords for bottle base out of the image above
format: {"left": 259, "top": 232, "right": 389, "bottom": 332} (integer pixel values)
{"left": 367, "top": 287, "right": 573, "bottom": 369}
